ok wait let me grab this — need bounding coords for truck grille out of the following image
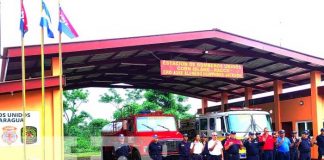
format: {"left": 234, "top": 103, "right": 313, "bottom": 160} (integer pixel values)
{"left": 160, "top": 140, "right": 181, "bottom": 153}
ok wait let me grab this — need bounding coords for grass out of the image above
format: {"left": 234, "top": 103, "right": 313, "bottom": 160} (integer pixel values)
{"left": 64, "top": 152, "right": 100, "bottom": 160}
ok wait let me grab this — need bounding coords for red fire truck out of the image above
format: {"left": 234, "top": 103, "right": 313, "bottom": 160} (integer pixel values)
{"left": 101, "top": 110, "right": 183, "bottom": 160}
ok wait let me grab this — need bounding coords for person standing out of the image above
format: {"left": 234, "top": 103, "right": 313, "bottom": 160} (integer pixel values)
{"left": 148, "top": 134, "right": 163, "bottom": 160}
{"left": 314, "top": 128, "right": 324, "bottom": 160}
{"left": 190, "top": 134, "right": 204, "bottom": 160}
{"left": 224, "top": 131, "right": 243, "bottom": 160}
{"left": 256, "top": 132, "right": 263, "bottom": 160}
{"left": 222, "top": 132, "right": 230, "bottom": 160}
{"left": 113, "top": 134, "right": 131, "bottom": 160}
{"left": 259, "top": 128, "right": 274, "bottom": 160}
{"left": 208, "top": 132, "right": 223, "bottom": 160}
{"left": 244, "top": 132, "right": 262, "bottom": 160}
{"left": 297, "top": 131, "right": 313, "bottom": 160}
{"left": 272, "top": 131, "right": 278, "bottom": 160}
{"left": 201, "top": 134, "right": 210, "bottom": 160}
{"left": 289, "top": 131, "right": 299, "bottom": 160}
{"left": 275, "top": 130, "right": 291, "bottom": 160}
{"left": 178, "top": 133, "right": 191, "bottom": 160}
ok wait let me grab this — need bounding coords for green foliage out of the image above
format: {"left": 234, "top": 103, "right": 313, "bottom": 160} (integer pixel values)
{"left": 100, "top": 89, "right": 192, "bottom": 120}
{"left": 88, "top": 119, "right": 109, "bottom": 136}
{"left": 64, "top": 89, "right": 108, "bottom": 153}
{"left": 99, "top": 88, "right": 123, "bottom": 104}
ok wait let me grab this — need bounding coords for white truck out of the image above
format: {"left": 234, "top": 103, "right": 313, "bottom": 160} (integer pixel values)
{"left": 179, "top": 108, "right": 273, "bottom": 159}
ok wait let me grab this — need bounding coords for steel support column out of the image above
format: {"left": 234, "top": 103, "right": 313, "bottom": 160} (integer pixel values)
{"left": 273, "top": 80, "right": 282, "bottom": 131}
{"left": 201, "top": 97, "right": 208, "bottom": 115}
{"left": 245, "top": 87, "right": 252, "bottom": 107}
{"left": 221, "top": 92, "right": 228, "bottom": 112}
{"left": 310, "top": 71, "right": 322, "bottom": 136}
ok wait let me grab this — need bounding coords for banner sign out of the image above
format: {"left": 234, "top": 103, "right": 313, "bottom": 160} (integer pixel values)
{"left": 0, "top": 111, "right": 40, "bottom": 146}
{"left": 160, "top": 60, "right": 244, "bottom": 78}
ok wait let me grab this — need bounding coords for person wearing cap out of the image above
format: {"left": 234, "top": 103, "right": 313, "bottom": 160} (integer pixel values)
{"left": 314, "top": 128, "right": 324, "bottom": 160}
{"left": 148, "top": 134, "right": 163, "bottom": 160}
{"left": 221, "top": 132, "right": 230, "bottom": 160}
{"left": 259, "top": 127, "right": 275, "bottom": 160}
{"left": 190, "top": 134, "right": 204, "bottom": 160}
{"left": 275, "top": 130, "right": 291, "bottom": 160}
{"left": 255, "top": 132, "right": 263, "bottom": 160}
{"left": 272, "top": 131, "right": 279, "bottom": 160}
{"left": 201, "top": 134, "right": 210, "bottom": 160}
{"left": 113, "top": 134, "right": 131, "bottom": 160}
{"left": 297, "top": 131, "right": 313, "bottom": 160}
{"left": 208, "top": 132, "right": 223, "bottom": 160}
{"left": 244, "top": 132, "right": 263, "bottom": 160}
{"left": 224, "top": 131, "right": 243, "bottom": 160}
{"left": 178, "top": 133, "right": 191, "bottom": 160}
{"left": 289, "top": 131, "right": 299, "bottom": 160}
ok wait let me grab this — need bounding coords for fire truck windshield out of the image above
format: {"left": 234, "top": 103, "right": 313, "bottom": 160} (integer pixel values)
{"left": 226, "top": 114, "right": 272, "bottom": 133}
{"left": 136, "top": 116, "right": 177, "bottom": 132}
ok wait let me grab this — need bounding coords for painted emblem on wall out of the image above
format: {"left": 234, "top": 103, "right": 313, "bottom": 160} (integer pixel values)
{"left": 21, "top": 126, "right": 37, "bottom": 144}
{"left": 1, "top": 126, "right": 18, "bottom": 145}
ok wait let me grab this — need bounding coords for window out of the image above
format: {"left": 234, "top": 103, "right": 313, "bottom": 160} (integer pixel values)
{"left": 220, "top": 117, "right": 226, "bottom": 132}
{"left": 253, "top": 114, "right": 272, "bottom": 132}
{"left": 227, "top": 114, "right": 252, "bottom": 132}
{"left": 297, "top": 121, "right": 313, "bottom": 137}
{"left": 209, "top": 118, "right": 215, "bottom": 130}
{"left": 136, "top": 116, "right": 177, "bottom": 132}
{"left": 200, "top": 118, "right": 207, "bottom": 130}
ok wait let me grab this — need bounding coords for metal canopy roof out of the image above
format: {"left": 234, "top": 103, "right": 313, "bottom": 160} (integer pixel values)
{"left": 2, "top": 29, "right": 324, "bottom": 101}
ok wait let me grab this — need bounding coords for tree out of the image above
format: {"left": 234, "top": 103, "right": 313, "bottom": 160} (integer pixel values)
{"left": 143, "top": 90, "right": 192, "bottom": 120}
{"left": 63, "top": 89, "right": 92, "bottom": 136}
{"left": 99, "top": 89, "right": 192, "bottom": 120}
{"left": 100, "top": 89, "right": 145, "bottom": 119}
{"left": 88, "top": 118, "right": 109, "bottom": 136}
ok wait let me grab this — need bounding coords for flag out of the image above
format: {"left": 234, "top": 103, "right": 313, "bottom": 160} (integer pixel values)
{"left": 58, "top": 6, "right": 79, "bottom": 38}
{"left": 20, "top": 1, "right": 28, "bottom": 36}
{"left": 40, "top": 0, "right": 54, "bottom": 38}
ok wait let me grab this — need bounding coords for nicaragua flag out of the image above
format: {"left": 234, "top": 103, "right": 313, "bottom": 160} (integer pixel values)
{"left": 58, "top": 6, "right": 79, "bottom": 38}
{"left": 40, "top": 0, "right": 54, "bottom": 38}
{"left": 20, "top": 1, "right": 28, "bottom": 37}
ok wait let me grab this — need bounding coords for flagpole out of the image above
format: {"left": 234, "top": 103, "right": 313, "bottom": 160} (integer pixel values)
{"left": 20, "top": 0, "right": 27, "bottom": 160}
{"left": 58, "top": 3, "right": 64, "bottom": 159}
{"left": 59, "top": 29, "right": 64, "bottom": 160}
{"left": 40, "top": 1, "right": 46, "bottom": 159}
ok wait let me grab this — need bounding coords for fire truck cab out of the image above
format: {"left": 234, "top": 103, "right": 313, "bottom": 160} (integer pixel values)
{"left": 101, "top": 110, "right": 183, "bottom": 160}
{"left": 180, "top": 108, "right": 273, "bottom": 159}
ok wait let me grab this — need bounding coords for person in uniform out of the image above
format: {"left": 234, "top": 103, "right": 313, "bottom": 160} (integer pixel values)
{"left": 289, "top": 131, "right": 299, "bottom": 160}
{"left": 208, "top": 132, "right": 223, "bottom": 160}
{"left": 314, "top": 128, "right": 324, "bottom": 160}
{"left": 224, "top": 131, "right": 243, "bottom": 160}
{"left": 275, "top": 130, "right": 291, "bottom": 160}
{"left": 244, "top": 132, "right": 262, "bottom": 160}
{"left": 259, "top": 127, "right": 274, "bottom": 160}
{"left": 222, "top": 132, "right": 230, "bottom": 160}
{"left": 201, "top": 134, "right": 210, "bottom": 160}
{"left": 190, "top": 134, "right": 204, "bottom": 160}
{"left": 113, "top": 134, "right": 131, "bottom": 160}
{"left": 178, "top": 133, "right": 191, "bottom": 160}
{"left": 148, "top": 134, "right": 163, "bottom": 160}
{"left": 255, "top": 132, "right": 263, "bottom": 160}
{"left": 272, "top": 131, "right": 278, "bottom": 160}
{"left": 297, "top": 131, "right": 313, "bottom": 160}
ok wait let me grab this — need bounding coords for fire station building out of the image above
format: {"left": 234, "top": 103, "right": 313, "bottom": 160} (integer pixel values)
{"left": 0, "top": 29, "right": 323, "bottom": 159}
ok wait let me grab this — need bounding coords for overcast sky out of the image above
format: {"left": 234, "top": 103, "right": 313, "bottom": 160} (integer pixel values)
{"left": 1, "top": 0, "right": 324, "bottom": 120}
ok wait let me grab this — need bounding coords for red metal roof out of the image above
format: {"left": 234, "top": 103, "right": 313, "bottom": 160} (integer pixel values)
{"left": 2, "top": 29, "right": 324, "bottom": 101}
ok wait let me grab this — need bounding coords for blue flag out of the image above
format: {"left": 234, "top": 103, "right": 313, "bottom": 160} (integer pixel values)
{"left": 40, "top": 0, "right": 54, "bottom": 38}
